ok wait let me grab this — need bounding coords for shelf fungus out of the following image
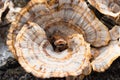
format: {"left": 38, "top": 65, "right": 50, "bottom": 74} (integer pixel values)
{"left": 91, "top": 25, "right": 120, "bottom": 72}
{"left": 14, "top": 22, "right": 92, "bottom": 78}
{"left": 6, "top": 0, "right": 120, "bottom": 79}
{"left": 88, "top": 0, "right": 120, "bottom": 25}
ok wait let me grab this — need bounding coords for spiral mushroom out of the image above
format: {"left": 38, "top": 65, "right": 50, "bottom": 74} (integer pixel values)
{"left": 7, "top": 0, "right": 110, "bottom": 58}
{"left": 7, "top": 0, "right": 120, "bottom": 79}
{"left": 14, "top": 22, "right": 92, "bottom": 78}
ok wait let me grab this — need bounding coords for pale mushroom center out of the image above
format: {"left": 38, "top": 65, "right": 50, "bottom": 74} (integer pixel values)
{"left": 48, "top": 31, "right": 68, "bottom": 52}
{"left": 44, "top": 22, "right": 80, "bottom": 52}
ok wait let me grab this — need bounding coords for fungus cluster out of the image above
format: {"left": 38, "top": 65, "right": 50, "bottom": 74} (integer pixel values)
{"left": 3, "top": 0, "right": 120, "bottom": 79}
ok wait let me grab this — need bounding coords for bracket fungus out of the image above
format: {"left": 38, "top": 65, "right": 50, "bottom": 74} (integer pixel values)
{"left": 6, "top": 0, "right": 120, "bottom": 79}
{"left": 88, "top": 0, "right": 120, "bottom": 25}
{"left": 14, "top": 22, "right": 91, "bottom": 78}
{"left": 91, "top": 25, "right": 120, "bottom": 72}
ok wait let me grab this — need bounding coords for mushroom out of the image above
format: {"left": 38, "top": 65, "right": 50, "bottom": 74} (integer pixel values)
{"left": 88, "top": 0, "right": 120, "bottom": 25}
{"left": 14, "top": 21, "right": 91, "bottom": 78}
{"left": 91, "top": 25, "right": 120, "bottom": 72}
{"left": 6, "top": 0, "right": 120, "bottom": 79}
